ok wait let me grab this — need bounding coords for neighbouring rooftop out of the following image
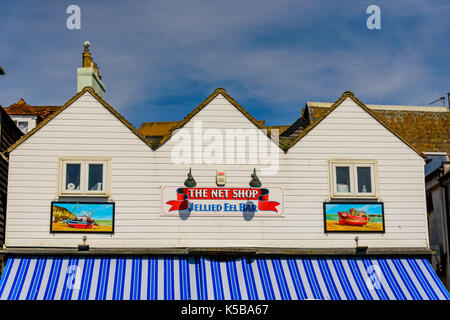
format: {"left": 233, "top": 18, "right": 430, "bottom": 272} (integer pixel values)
{"left": 138, "top": 119, "right": 290, "bottom": 145}
{"left": 4, "top": 98, "right": 61, "bottom": 121}
{"left": 4, "top": 93, "right": 448, "bottom": 157}
{"left": 281, "top": 102, "right": 450, "bottom": 157}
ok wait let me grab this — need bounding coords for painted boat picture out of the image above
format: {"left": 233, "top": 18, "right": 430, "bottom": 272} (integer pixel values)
{"left": 63, "top": 215, "right": 95, "bottom": 229}
{"left": 324, "top": 202, "right": 384, "bottom": 232}
{"left": 51, "top": 202, "right": 114, "bottom": 233}
{"left": 338, "top": 208, "right": 370, "bottom": 226}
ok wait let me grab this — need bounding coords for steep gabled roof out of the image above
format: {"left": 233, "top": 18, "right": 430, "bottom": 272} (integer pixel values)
{"left": 286, "top": 91, "right": 426, "bottom": 158}
{"left": 4, "top": 99, "right": 38, "bottom": 116}
{"left": 4, "top": 99, "right": 62, "bottom": 122}
{"left": 6, "top": 88, "right": 427, "bottom": 157}
{"left": 31, "top": 106, "right": 62, "bottom": 119}
{"left": 305, "top": 102, "right": 449, "bottom": 156}
{"left": 7, "top": 87, "right": 153, "bottom": 153}
{"left": 155, "top": 88, "right": 284, "bottom": 151}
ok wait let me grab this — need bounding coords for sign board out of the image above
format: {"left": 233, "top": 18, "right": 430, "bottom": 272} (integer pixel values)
{"left": 162, "top": 187, "right": 284, "bottom": 216}
{"left": 323, "top": 202, "right": 384, "bottom": 233}
{"left": 50, "top": 202, "right": 115, "bottom": 233}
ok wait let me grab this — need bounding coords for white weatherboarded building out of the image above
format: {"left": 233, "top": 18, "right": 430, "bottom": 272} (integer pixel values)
{"left": 3, "top": 44, "right": 448, "bottom": 302}
{"left": 4, "top": 86, "right": 428, "bottom": 252}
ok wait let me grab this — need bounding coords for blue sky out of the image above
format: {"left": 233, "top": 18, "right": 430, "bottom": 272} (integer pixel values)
{"left": 1, "top": 0, "right": 449, "bottom": 127}
{"left": 325, "top": 204, "right": 383, "bottom": 215}
{"left": 55, "top": 203, "right": 113, "bottom": 220}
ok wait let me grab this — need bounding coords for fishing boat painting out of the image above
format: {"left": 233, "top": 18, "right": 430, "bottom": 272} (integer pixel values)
{"left": 51, "top": 202, "right": 114, "bottom": 233}
{"left": 64, "top": 215, "right": 95, "bottom": 229}
{"left": 324, "top": 202, "right": 384, "bottom": 232}
{"left": 338, "top": 208, "right": 370, "bottom": 226}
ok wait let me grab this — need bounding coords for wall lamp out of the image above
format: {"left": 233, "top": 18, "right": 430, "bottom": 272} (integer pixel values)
{"left": 78, "top": 235, "right": 89, "bottom": 251}
{"left": 355, "top": 236, "right": 368, "bottom": 255}
{"left": 184, "top": 168, "right": 197, "bottom": 188}
{"left": 249, "top": 168, "right": 262, "bottom": 188}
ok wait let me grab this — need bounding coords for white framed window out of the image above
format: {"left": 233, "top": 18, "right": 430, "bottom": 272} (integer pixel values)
{"left": 329, "top": 160, "right": 377, "bottom": 198}
{"left": 15, "top": 121, "right": 29, "bottom": 133}
{"left": 59, "top": 158, "right": 110, "bottom": 196}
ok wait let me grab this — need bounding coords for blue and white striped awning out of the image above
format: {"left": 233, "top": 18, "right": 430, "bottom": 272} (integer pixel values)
{"left": 0, "top": 256, "right": 448, "bottom": 300}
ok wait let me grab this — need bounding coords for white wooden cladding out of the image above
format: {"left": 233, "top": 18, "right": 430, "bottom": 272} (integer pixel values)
{"left": 5, "top": 92, "right": 428, "bottom": 249}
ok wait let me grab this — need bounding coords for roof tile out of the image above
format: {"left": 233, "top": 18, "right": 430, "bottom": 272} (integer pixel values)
{"left": 4, "top": 99, "right": 61, "bottom": 121}
{"left": 139, "top": 121, "right": 179, "bottom": 137}
{"left": 307, "top": 105, "right": 449, "bottom": 156}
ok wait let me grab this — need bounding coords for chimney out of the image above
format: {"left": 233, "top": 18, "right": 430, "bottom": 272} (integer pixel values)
{"left": 77, "top": 41, "right": 106, "bottom": 98}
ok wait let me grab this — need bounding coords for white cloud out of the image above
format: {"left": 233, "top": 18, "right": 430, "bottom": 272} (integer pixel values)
{"left": 0, "top": 0, "right": 448, "bottom": 127}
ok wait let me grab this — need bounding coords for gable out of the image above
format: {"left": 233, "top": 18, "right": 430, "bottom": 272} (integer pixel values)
{"left": 7, "top": 87, "right": 152, "bottom": 154}
{"left": 287, "top": 92, "right": 425, "bottom": 158}
{"left": 305, "top": 104, "right": 449, "bottom": 156}
{"left": 156, "top": 88, "right": 283, "bottom": 151}
{"left": 185, "top": 94, "right": 261, "bottom": 129}
{"left": 368, "top": 109, "right": 449, "bottom": 156}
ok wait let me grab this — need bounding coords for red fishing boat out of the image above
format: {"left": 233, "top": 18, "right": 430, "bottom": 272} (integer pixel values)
{"left": 338, "top": 208, "right": 369, "bottom": 226}
{"left": 65, "top": 214, "right": 95, "bottom": 229}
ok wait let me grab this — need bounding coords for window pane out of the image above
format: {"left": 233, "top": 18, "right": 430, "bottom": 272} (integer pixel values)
{"left": 18, "top": 122, "right": 28, "bottom": 133}
{"left": 66, "top": 164, "right": 81, "bottom": 190}
{"left": 88, "top": 164, "right": 104, "bottom": 191}
{"left": 336, "top": 166, "right": 351, "bottom": 193}
{"left": 357, "top": 167, "right": 372, "bottom": 193}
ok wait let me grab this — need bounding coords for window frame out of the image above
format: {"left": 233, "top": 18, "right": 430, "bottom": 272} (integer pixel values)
{"left": 85, "top": 161, "right": 108, "bottom": 195}
{"left": 61, "top": 161, "right": 84, "bottom": 194}
{"left": 328, "top": 160, "right": 378, "bottom": 199}
{"left": 59, "top": 157, "right": 111, "bottom": 197}
{"left": 17, "top": 121, "right": 29, "bottom": 133}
